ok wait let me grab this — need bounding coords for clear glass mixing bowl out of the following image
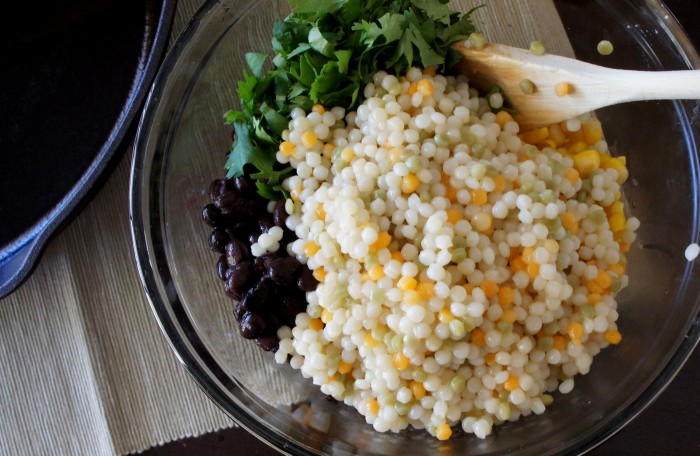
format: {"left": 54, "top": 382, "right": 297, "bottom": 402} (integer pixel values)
{"left": 131, "top": 0, "right": 700, "bottom": 454}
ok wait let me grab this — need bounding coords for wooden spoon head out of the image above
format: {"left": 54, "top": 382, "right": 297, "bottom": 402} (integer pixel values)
{"left": 453, "top": 43, "right": 594, "bottom": 129}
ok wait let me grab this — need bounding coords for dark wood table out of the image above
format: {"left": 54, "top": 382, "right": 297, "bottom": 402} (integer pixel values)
{"left": 143, "top": 1, "right": 700, "bottom": 454}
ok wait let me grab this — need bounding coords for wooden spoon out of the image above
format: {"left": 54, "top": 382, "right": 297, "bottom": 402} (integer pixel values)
{"left": 453, "top": 42, "right": 700, "bottom": 129}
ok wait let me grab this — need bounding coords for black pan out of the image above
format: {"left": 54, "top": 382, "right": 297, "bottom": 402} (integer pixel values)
{"left": 0, "top": 0, "right": 174, "bottom": 297}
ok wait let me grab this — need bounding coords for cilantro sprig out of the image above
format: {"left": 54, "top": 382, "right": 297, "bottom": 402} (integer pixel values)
{"left": 224, "top": 0, "right": 480, "bottom": 199}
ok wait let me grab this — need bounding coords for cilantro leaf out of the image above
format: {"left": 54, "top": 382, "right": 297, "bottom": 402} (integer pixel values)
{"left": 288, "top": 0, "right": 347, "bottom": 15}
{"left": 245, "top": 52, "right": 268, "bottom": 77}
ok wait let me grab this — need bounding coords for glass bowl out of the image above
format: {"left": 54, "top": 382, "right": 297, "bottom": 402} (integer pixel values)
{"left": 130, "top": 0, "right": 700, "bottom": 454}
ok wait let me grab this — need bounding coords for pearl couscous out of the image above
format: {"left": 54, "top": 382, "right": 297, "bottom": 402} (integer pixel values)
{"left": 271, "top": 67, "right": 638, "bottom": 440}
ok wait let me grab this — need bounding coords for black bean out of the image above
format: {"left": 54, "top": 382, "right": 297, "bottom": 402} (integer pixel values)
{"left": 216, "top": 255, "right": 228, "bottom": 280}
{"left": 239, "top": 279, "right": 274, "bottom": 313}
{"left": 254, "top": 253, "right": 277, "bottom": 274}
{"left": 258, "top": 215, "right": 275, "bottom": 234}
{"left": 202, "top": 203, "right": 222, "bottom": 227}
{"left": 264, "top": 256, "right": 302, "bottom": 284}
{"left": 210, "top": 179, "right": 257, "bottom": 217}
{"left": 240, "top": 312, "right": 266, "bottom": 339}
{"left": 208, "top": 229, "right": 229, "bottom": 253}
{"left": 297, "top": 267, "right": 319, "bottom": 292}
{"left": 254, "top": 335, "right": 280, "bottom": 352}
{"left": 224, "top": 261, "right": 254, "bottom": 300}
{"left": 272, "top": 199, "right": 288, "bottom": 227}
{"left": 225, "top": 239, "right": 251, "bottom": 267}
{"left": 233, "top": 299, "right": 247, "bottom": 322}
{"left": 233, "top": 175, "right": 254, "bottom": 196}
{"left": 280, "top": 294, "right": 306, "bottom": 326}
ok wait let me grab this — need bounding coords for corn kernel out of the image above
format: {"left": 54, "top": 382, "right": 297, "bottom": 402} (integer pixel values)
{"left": 435, "top": 423, "right": 452, "bottom": 441}
{"left": 312, "top": 267, "right": 327, "bottom": 282}
{"left": 403, "top": 290, "right": 421, "bottom": 305}
{"left": 408, "top": 82, "right": 419, "bottom": 95}
{"left": 470, "top": 328, "right": 486, "bottom": 347}
{"left": 564, "top": 168, "right": 580, "bottom": 185}
{"left": 501, "top": 309, "right": 518, "bottom": 324}
{"left": 397, "top": 276, "right": 418, "bottom": 291}
{"left": 341, "top": 146, "right": 355, "bottom": 162}
{"left": 311, "top": 104, "right": 326, "bottom": 114}
{"left": 308, "top": 318, "right": 324, "bottom": 331}
{"left": 409, "top": 381, "right": 426, "bottom": 400}
{"left": 417, "top": 79, "right": 434, "bottom": 96}
{"left": 315, "top": 204, "right": 326, "bottom": 221}
{"left": 401, "top": 173, "right": 420, "bottom": 194}
{"left": 321, "top": 309, "right": 334, "bottom": 323}
{"left": 493, "top": 175, "right": 507, "bottom": 193}
{"left": 605, "top": 329, "right": 622, "bottom": 345}
{"left": 519, "top": 127, "right": 549, "bottom": 145}
{"left": 609, "top": 213, "right": 626, "bottom": 232}
{"left": 279, "top": 140, "right": 296, "bottom": 157}
{"left": 481, "top": 279, "right": 499, "bottom": 298}
{"left": 471, "top": 188, "right": 488, "bottom": 206}
{"left": 302, "top": 131, "right": 318, "bottom": 148}
{"left": 388, "top": 147, "right": 403, "bottom": 163}
{"left": 573, "top": 149, "right": 601, "bottom": 176}
{"left": 447, "top": 208, "right": 462, "bottom": 224}
{"left": 438, "top": 308, "right": 454, "bottom": 323}
{"left": 370, "top": 231, "right": 392, "bottom": 252}
{"left": 555, "top": 82, "right": 572, "bottom": 97}
{"left": 338, "top": 361, "right": 353, "bottom": 374}
{"left": 304, "top": 241, "right": 320, "bottom": 257}
{"left": 417, "top": 281, "right": 435, "bottom": 299}
{"left": 364, "top": 333, "right": 379, "bottom": 348}
{"left": 366, "top": 398, "right": 379, "bottom": 415}
{"left": 391, "top": 250, "right": 404, "bottom": 261}
{"left": 495, "top": 110, "right": 513, "bottom": 128}
{"left": 568, "top": 141, "right": 588, "bottom": 155}
{"left": 504, "top": 375, "right": 520, "bottom": 392}
{"left": 562, "top": 212, "right": 578, "bottom": 233}
{"left": 527, "top": 262, "right": 540, "bottom": 279}
{"left": 485, "top": 352, "right": 497, "bottom": 366}
{"left": 582, "top": 120, "right": 603, "bottom": 145}
{"left": 392, "top": 352, "right": 410, "bottom": 370}
{"left": 553, "top": 334, "right": 566, "bottom": 350}
{"left": 594, "top": 270, "right": 613, "bottom": 289}
{"left": 498, "top": 286, "right": 514, "bottom": 308}
{"left": 568, "top": 321, "right": 584, "bottom": 343}
{"left": 322, "top": 143, "right": 334, "bottom": 159}
{"left": 367, "top": 265, "right": 385, "bottom": 281}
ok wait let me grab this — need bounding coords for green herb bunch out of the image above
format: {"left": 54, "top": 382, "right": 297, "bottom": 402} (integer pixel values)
{"left": 224, "top": 0, "right": 479, "bottom": 199}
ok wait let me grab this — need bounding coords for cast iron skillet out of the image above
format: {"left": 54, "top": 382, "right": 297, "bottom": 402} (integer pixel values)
{"left": 0, "top": 0, "right": 174, "bottom": 298}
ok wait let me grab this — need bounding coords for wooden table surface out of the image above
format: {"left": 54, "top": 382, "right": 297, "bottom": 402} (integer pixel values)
{"left": 142, "top": 0, "right": 700, "bottom": 454}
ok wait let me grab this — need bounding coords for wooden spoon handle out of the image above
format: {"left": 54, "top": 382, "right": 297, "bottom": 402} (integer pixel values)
{"left": 603, "top": 69, "right": 700, "bottom": 103}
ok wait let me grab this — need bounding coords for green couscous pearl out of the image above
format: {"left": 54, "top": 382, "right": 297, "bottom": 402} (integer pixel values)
{"left": 529, "top": 40, "right": 546, "bottom": 56}
{"left": 597, "top": 40, "right": 614, "bottom": 56}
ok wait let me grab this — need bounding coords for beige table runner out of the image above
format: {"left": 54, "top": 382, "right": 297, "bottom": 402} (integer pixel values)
{"left": 0, "top": 1, "right": 572, "bottom": 455}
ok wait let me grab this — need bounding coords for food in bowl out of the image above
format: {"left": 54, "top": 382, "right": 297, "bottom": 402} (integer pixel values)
{"left": 201, "top": 0, "right": 638, "bottom": 441}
